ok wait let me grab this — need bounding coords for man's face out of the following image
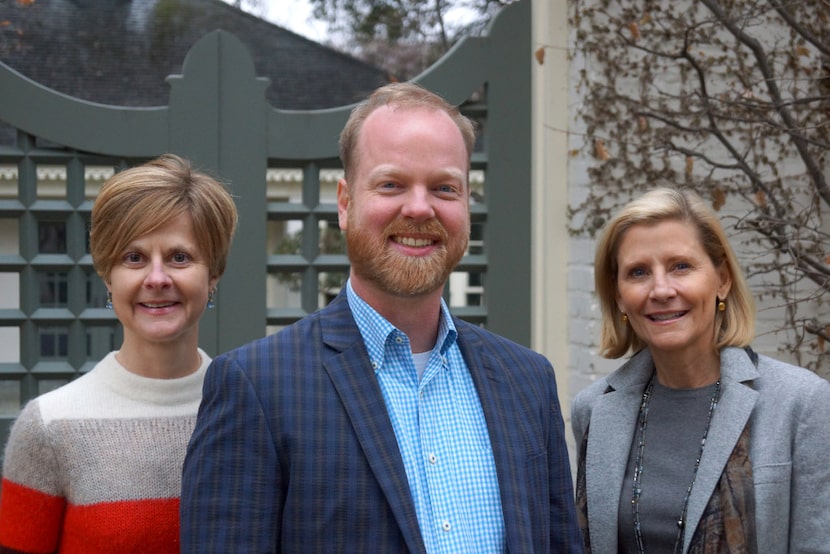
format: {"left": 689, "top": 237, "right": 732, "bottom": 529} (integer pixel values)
{"left": 337, "top": 104, "right": 470, "bottom": 298}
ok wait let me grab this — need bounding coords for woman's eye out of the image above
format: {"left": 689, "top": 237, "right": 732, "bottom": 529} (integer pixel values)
{"left": 172, "top": 252, "right": 190, "bottom": 264}
{"left": 629, "top": 268, "right": 646, "bottom": 278}
{"left": 124, "top": 252, "right": 143, "bottom": 264}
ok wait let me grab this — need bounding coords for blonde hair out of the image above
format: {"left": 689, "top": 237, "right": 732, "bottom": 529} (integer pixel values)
{"left": 594, "top": 187, "right": 755, "bottom": 358}
{"left": 90, "top": 154, "right": 238, "bottom": 283}
{"left": 338, "top": 82, "right": 476, "bottom": 181}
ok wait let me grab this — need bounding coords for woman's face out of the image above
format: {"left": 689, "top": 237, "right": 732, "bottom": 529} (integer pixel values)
{"left": 108, "top": 213, "right": 216, "bottom": 351}
{"left": 615, "top": 219, "right": 731, "bottom": 363}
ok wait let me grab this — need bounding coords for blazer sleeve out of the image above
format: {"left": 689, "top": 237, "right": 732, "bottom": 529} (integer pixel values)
{"left": 789, "top": 376, "right": 830, "bottom": 553}
{"left": 180, "top": 353, "right": 281, "bottom": 553}
{"left": 544, "top": 366, "right": 586, "bottom": 553}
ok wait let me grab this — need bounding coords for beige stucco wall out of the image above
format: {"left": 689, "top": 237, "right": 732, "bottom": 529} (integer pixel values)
{"left": 531, "top": 0, "right": 572, "bottom": 418}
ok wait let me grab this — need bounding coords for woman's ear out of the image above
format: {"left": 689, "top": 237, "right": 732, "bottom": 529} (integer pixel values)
{"left": 717, "top": 263, "right": 732, "bottom": 300}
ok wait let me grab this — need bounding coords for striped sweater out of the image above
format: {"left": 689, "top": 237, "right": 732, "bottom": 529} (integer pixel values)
{"left": 0, "top": 350, "right": 209, "bottom": 554}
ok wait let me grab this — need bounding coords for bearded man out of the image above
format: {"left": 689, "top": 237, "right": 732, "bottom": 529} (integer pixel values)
{"left": 181, "top": 82, "right": 582, "bottom": 553}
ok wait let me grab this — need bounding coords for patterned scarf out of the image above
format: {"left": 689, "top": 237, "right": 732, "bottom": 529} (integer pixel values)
{"left": 575, "top": 423, "right": 757, "bottom": 553}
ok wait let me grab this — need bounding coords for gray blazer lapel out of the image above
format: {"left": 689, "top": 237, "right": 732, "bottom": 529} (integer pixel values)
{"left": 319, "top": 295, "right": 427, "bottom": 554}
{"left": 586, "top": 354, "right": 652, "bottom": 551}
{"left": 681, "top": 348, "right": 759, "bottom": 552}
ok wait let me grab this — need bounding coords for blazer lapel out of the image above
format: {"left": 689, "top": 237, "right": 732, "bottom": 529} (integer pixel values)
{"left": 319, "top": 295, "right": 427, "bottom": 554}
{"left": 681, "top": 348, "right": 759, "bottom": 552}
{"left": 586, "top": 354, "right": 653, "bottom": 552}
{"left": 456, "top": 322, "right": 536, "bottom": 552}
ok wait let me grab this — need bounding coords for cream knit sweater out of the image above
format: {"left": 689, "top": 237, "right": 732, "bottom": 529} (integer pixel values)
{"left": 0, "top": 350, "right": 208, "bottom": 553}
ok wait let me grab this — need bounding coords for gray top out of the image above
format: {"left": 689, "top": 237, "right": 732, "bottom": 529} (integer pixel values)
{"left": 618, "top": 381, "right": 718, "bottom": 553}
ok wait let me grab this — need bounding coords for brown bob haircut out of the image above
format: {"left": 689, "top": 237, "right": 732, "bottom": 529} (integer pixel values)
{"left": 594, "top": 187, "right": 756, "bottom": 358}
{"left": 89, "top": 154, "right": 238, "bottom": 283}
{"left": 338, "top": 82, "right": 477, "bottom": 182}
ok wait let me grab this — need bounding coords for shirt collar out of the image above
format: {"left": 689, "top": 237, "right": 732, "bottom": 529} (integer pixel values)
{"left": 346, "top": 279, "right": 458, "bottom": 369}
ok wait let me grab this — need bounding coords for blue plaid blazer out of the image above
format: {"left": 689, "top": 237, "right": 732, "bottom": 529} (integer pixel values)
{"left": 180, "top": 291, "right": 582, "bottom": 553}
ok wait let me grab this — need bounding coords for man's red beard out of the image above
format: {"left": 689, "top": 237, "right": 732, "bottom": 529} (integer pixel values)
{"left": 346, "top": 216, "right": 469, "bottom": 297}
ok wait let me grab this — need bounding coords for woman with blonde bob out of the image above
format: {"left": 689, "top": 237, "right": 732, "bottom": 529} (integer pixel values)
{"left": 572, "top": 187, "right": 830, "bottom": 553}
{"left": 0, "top": 154, "right": 237, "bottom": 553}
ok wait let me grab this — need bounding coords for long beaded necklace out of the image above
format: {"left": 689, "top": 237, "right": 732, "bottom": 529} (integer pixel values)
{"left": 631, "top": 374, "right": 721, "bottom": 554}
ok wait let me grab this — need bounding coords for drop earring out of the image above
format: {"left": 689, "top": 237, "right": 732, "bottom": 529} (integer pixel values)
{"left": 207, "top": 288, "right": 216, "bottom": 309}
{"left": 105, "top": 291, "right": 113, "bottom": 310}
{"left": 717, "top": 299, "right": 726, "bottom": 312}
{"left": 621, "top": 313, "right": 628, "bottom": 324}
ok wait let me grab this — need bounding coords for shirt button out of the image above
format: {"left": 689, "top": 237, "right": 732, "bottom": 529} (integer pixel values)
{"left": 372, "top": 361, "right": 379, "bottom": 369}
{"left": 442, "top": 520, "right": 451, "bottom": 532}
{"left": 395, "top": 336, "right": 403, "bottom": 344}
{"left": 428, "top": 453, "right": 437, "bottom": 464}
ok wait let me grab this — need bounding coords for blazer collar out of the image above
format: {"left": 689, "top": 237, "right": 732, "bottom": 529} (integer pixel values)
{"left": 604, "top": 346, "right": 760, "bottom": 388}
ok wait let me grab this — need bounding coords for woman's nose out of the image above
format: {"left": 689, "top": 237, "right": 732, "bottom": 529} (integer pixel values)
{"left": 649, "top": 271, "right": 676, "bottom": 300}
{"left": 144, "top": 258, "right": 172, "bottom": 287}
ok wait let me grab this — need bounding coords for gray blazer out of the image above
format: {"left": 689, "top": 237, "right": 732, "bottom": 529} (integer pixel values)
{"left": 572, "top": 347, "right": 830, "bottom": 554}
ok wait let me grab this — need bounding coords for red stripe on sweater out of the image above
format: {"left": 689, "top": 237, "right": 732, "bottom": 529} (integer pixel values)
{"left": 61, "top": 498, "right": 181, "bottom": 553}
{"left": 0, "top": 478, "right": 66, "bottom": 552}
{"left": 0, "top": 479, "right": 181, "bottom": 553}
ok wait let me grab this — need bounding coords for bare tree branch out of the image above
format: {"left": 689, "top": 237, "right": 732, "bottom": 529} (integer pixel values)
{"left": 570, "top": 0, "right": 830, "bottom": 373}
{"left": 699, "top": 0, "right": 830, "bottom": 207}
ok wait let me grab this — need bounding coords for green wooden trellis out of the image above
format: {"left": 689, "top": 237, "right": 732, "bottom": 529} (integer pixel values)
{"left": 0, "top": 0, "right": 532, "bottom": 446}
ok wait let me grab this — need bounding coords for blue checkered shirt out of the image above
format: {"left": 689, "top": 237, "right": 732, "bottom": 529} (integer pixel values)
{"left": 347, "top": 281, "right": 505, "bottom": 553}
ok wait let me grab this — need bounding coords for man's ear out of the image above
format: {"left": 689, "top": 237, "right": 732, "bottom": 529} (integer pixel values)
{"left": 337, "top": 178, "right": 349, "bottom": 231}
